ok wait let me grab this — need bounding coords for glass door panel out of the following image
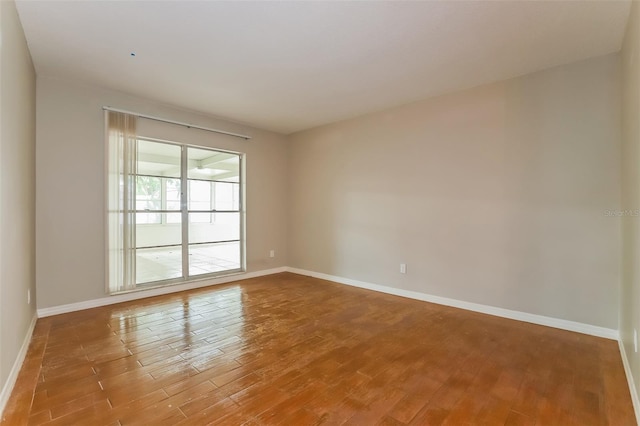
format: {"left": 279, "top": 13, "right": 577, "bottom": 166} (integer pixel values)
{"left": 135, "top": 140, "right": 183, "bottom": 284}
{"left": 187, "top": 147, "right": 242, "bottom": 277}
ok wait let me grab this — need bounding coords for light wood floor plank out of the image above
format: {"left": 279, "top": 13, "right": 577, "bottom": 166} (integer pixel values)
{"left": 1, "top": 272, "right": 635, "bottom": 425}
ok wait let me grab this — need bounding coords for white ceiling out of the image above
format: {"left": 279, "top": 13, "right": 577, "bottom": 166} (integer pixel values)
{"left": 16, "top": 0, "right": 631, "bottom": 134}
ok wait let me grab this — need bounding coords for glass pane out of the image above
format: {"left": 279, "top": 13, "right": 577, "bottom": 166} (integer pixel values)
{"left": 188, "top": 147, "right": 240, "bottom": 182}
{"left": 136, "top": 212, "right": 161, "bottom": 225}
{"left": 136, "top": 176, "right": 161, "bottom": 213}
{"left": 190, "top": 212, "right": 211, "bottom": 223}
{"left": 213, "top": 182, "right": 240, "bottom": 211}
{"left": 165, "top": 178, "right": 181, "bottom": 210}
{"left": 136, "top": 140, "right": 181, "bottom": 178}
{"left": 189, "top": 212, "right": 240, "bottom": 244}
{"left": 189, "top": 242, "right": 241, "bottom": 276}
{"left": 136, "top": 177, "right": 181, "bottom": 211}
{"left": 188, "top": 180, "right": 211, "bottom": 210}
{"left": 136, "top": 214, "right": 182, "bottom": 247}
{"left": 136, "top": 246, "right": 183, "bottom": 284}
{"left": 166, "top": 178, "right": 181, "bottom": 223}
{"left": 166, "top": 212, "right": 181, "bottom": 224}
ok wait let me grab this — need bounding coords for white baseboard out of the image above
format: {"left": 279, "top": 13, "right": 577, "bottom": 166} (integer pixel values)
{"left": 38, "top": 265, "right": 620, "bottom": 340}
{"left": 37, "top": 267, "right": 288, "bottom": 318}
{"left": 0, "top": 313, "right": 37, "bottom": 419}
{"left": 286, "top": 267, "right": 619, "bottom": 340}
{"left": 619, "top": 339, "right": 640, "bottom": 425}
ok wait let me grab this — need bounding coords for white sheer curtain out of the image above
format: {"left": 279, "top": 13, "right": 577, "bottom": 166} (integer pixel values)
{"left": 106, "top": 111, "right": 137, "bottom": 293}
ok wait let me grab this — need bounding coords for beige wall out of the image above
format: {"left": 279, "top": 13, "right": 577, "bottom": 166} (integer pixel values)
{"left": 289, "top": 54, "right": 621, "bottom": 329}
{"left": 36, "top": 77, "right": 289, "bottom": 309}
{"left": 621, "top": 0, "right": 640, "bottom": 415}
{"left": 0, "top": 0, "right": 37, "bottom": 399}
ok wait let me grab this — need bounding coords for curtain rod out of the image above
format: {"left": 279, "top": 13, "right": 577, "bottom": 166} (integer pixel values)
{"left": 102, "top": 106, "right": 251, "bottom": 140}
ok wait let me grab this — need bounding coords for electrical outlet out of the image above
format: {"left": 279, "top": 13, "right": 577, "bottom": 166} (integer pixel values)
{"left": 269, "top": 250, "right": 275, "bottom": 258}
{"left": 27, "top": 289, "right": 31, "bottom": 305}
{"left": 634, "top": 329, "right": 638, "bottom": 353}
{"left": 400, "top": 263, "right": 407, "bottom": 274}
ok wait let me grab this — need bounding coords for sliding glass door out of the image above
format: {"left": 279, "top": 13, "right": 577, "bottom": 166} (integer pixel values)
{"left": 187, "top": 147, "right": 242, "bottom": 277}
{"left": 133, "top": 138, "right": 243, "bottom": 286}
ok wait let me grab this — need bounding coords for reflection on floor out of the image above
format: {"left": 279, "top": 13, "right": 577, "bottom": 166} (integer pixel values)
{"left": 135, "top": 242, "right": 240, "bottom": 284}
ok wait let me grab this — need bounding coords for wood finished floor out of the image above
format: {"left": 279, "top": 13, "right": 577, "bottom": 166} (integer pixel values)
{"left": 1, "top": 272, "right": 635, "bottom": 426}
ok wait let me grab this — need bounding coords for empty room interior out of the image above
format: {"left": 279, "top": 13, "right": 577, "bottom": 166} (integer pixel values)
{"left": 2, "top": 0, "right": 640, "bottom": 424}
